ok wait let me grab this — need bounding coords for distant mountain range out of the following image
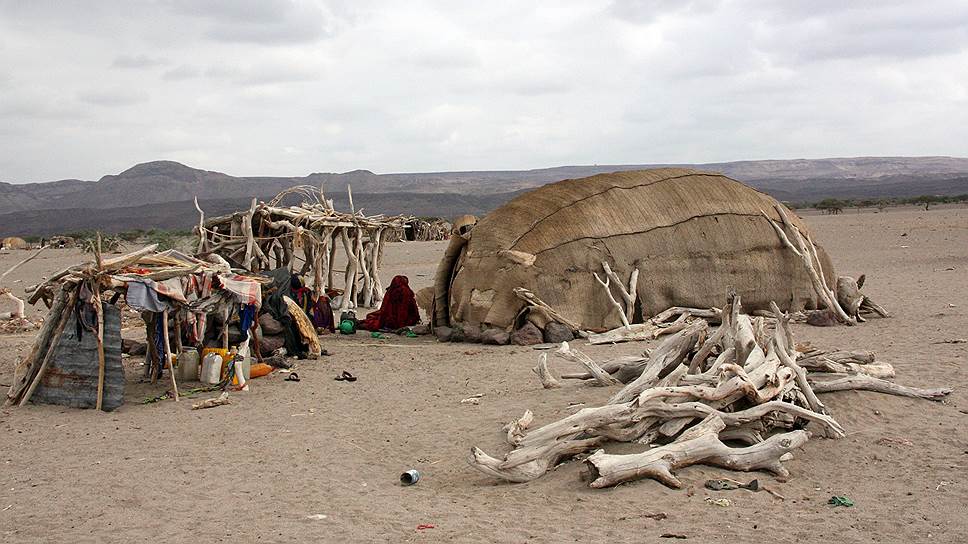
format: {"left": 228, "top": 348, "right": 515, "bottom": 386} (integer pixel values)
{"left": 2, "top": 156, "right": 967, "bottom": 236}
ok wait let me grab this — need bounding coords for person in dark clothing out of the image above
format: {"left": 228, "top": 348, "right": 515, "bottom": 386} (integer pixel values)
{"left": 261, "top": 268, "right": 309, "bottom": 358}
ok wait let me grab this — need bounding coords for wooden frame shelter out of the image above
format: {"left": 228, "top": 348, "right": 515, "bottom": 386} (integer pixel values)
{"left": 195, "top": 186, "right": 410, "bottom": 312}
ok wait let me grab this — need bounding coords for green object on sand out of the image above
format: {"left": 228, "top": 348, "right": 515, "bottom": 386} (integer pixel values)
{"left": 828, "top": 496, "right": 854, "bottom": 507}
{"left": 339, "top": 319, "right": 356, "bottom": 334}
{"left": 371, "top": 331, "right": 386, "bottom": 339}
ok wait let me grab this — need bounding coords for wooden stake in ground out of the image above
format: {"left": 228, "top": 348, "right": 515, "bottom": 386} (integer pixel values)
{"left": 162, "top": 309, "right": 180, "bottom": 402}
{"left": 94, "top": 286, "right": 107, "bottom": 411}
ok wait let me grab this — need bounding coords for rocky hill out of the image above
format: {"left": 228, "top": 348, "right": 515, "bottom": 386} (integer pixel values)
{"left": 1, "top": 157, "right": 967, "bottom": 236}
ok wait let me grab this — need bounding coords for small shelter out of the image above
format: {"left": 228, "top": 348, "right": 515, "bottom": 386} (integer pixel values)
{"left": 4, "top": 244, "right": 269, "bottom": 411}
{"left": 195, "top": 186, "right": 410, "bottom": 312}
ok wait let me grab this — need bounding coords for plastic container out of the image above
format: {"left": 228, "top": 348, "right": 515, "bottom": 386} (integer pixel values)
{"left": 175, "top": 349, "right": 199, "bottom": 382}
{"left": 250, "top": 363, "right": 273, "bottom": 379}
{"left": 201, "top": 347, "right": 230, "bottom": 362}
{"left": 231, "top": 356, "right": 251, "bottom": 385}
{"left": 200, "top": 353, "right": 223, "bottom": 385}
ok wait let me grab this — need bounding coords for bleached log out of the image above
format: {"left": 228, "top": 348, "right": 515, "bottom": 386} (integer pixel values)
{"left": 532, "top": 353, "right": 561, "bottom": 389}
{"left": 651, "top": 307, "right": 722, "bottom": 323}
{"left": 601, "top": 262, "right": 639, "bottom": 324}
{"left": 583, "top": 415, "right": 808, "bottom": 488}
{"left": 193, "top": 197, "right": 207, "bottom": 254}
{"left": 512, "top": 287, "right": 585, "bottom": 336}
{"left": 558, "top": 355, "right": 648, "bottom": 383}
{"left": 607, "top": 320, "right": 706, "bottom": 404}
{"left": 860, "top": 296, "right": 890, "bottom": 318}
{"left": 763, "top": 205, "right": 854, "bottom": 325}
{"left": 504, "top": 409, "right": 534, "bottom": 445}
{"left": 468, "top": 437, "right": 604, "bottom": 483}
{"left": 553, "top": 342, "right": 620, "bottom": 386}
{"left": 809, "top": 375, "right": 952, "bottom": 400}
{"left": 370, "top": 227, "right": 386, "bottom": 303}
{"left": 0, "top": 290, "right": 26, "bottom": 320}
{"left": 339, "top": 229, "right": 358, "bottom": 311}
{"left": 592, "top": 270, "right": 630, "bottom": 329}
{"left": 587, "top": 322, "right": 658, "bottom": 345}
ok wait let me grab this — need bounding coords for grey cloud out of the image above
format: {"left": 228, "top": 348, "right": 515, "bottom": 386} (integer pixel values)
{"left": 162, "top": 65, "right": 201, "bottom": 81}
{"left": 608, "top": 0, "right": 724, "bottom": 24}
{"left": 164, "top": 0, "right": 332, "bottom": 44}
{"left": 77, "top": 88, "right": 149, "bottom": 107}
{"left": 112, "top": 54, "right": 169, "bottom": 69}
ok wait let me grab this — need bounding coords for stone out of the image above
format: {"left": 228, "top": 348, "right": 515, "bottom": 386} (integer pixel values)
{"left": 449, "top": 325, "right": 466, "bottom": 343}
{"left": 122, "top": 338, "right": 146, "bottom": 356}
{"left": 411, "top": 323, "right": 430, "bottom": 335}
{"left": 543, "top": 321, "right": 574, "bottom": 344}
{"left": 259, "top": 313, "right": 285, "bottom": 335}
{"left": 435, "top": 326, "right": 454, "bottom": 342}
{"left": 462, "top": 325, "right": 483, "bottom": 343}
{"left": 260, "top": 334, "right": 286, "bottom": 353}
{"left": 481, "top": 328, "right": 510, "bottom": 345}
{"left": 806, "top": 309, "right": 839, "bottom": 327}
{"left": 511, "top": 322, "right": 544, "bottom": 346}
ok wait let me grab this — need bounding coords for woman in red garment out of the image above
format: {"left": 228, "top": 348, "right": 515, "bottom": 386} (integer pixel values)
{"left": 360, "top": 275, "right": 420, "bottom": 331}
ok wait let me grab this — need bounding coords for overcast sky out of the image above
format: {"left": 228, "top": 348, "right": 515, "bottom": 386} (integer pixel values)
{"left": 1, "top": 0, "right": 967, "bottom": 182}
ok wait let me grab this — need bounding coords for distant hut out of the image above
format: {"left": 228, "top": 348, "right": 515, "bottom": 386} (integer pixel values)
{"left": 1, "top": 237, "right": 29, "bottom": 250}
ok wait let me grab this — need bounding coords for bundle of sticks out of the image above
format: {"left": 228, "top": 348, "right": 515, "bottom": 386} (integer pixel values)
{"left": 469, "top": 294, "right": 951, "bottom": 488}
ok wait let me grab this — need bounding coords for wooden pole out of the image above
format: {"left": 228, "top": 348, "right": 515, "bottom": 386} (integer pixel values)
{"left": 162, "top": 309, "right": 179, "bottom": 402}
{"left": 222, "top": 306, "right": 230, "bottom": 351}
{"left": 174, "top": 312, "right": 184, "bottom": 354}
{"left": 94, "top": 287, "right": 107, "bottom": 411}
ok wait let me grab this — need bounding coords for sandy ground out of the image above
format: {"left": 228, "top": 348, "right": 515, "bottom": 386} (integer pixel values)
{"left": 1, "top": 206, "right": 966, "bottom": 543}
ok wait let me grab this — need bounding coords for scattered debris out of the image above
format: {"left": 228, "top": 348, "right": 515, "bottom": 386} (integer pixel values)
{"left": 618, "top": 512, "right": 667, "bottom": 521}
{"left": 828, "top": 496, "right": 854, "bottom": 507}
{"left": 334, "top": 371, "right": 357, "bottom": 382}
{"left": 306, "top": 514, "right": 328, "bottom": 520}
{"left": 400, "top": 469, "right": 421, "bottom": 485}
{"left": 875, "top": 437, "right": 914, "bottom": 447}
{"left": 191, "top": 392, "right": 230, "bottom": 410}
{"left": 705, "top": 497, "right": 732, "bottom": 507}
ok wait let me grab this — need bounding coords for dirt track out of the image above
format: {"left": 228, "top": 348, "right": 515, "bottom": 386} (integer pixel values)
{"left": 1, "top": 206, "right": 966, "bottom": 543}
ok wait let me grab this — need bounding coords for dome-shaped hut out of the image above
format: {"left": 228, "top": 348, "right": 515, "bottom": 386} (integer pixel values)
{"left": 432, "top": 168, "right": 836, "bottom": 332}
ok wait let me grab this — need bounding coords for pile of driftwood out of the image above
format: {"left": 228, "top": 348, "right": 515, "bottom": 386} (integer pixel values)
{"left": 195, "top": 186, "right": 409, "bottom": 311}
{"left": 468, "top": 295, "right": 951, "bottom": 488}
